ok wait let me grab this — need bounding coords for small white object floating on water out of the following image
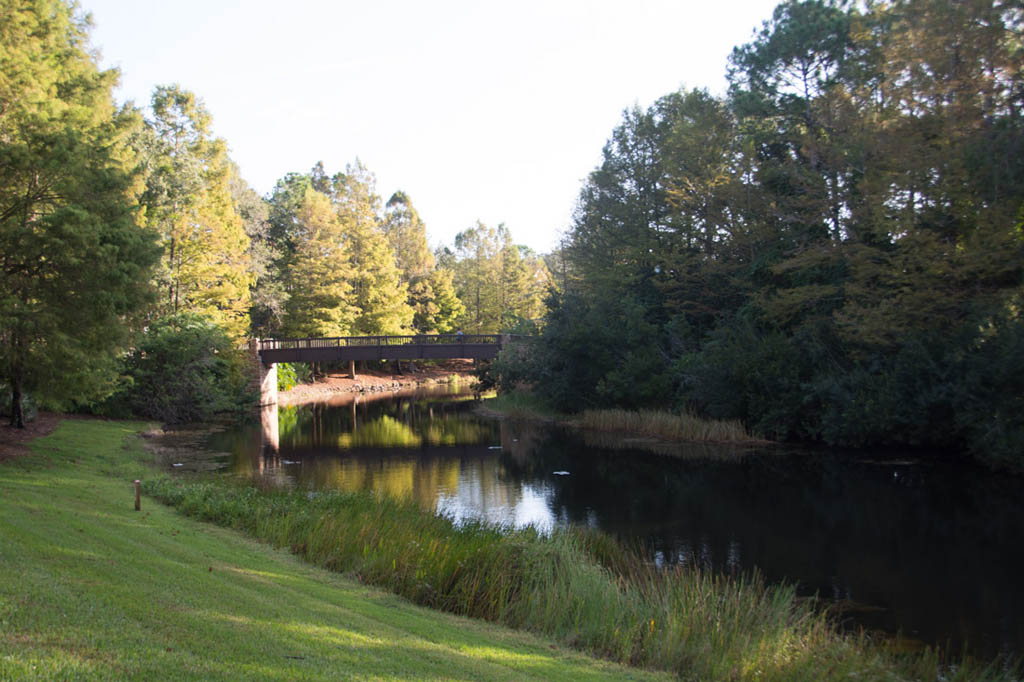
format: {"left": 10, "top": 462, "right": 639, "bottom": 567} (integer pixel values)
{"left": 552, "top": 471, "right": 570, "bottom": 476}
{"left": 488, "top": 446, "right": 502, "bottom": 450}
{"left": 171, "top": 463, "right": 184, "bottom": 467}
{"left": 282, "top": 460, "right": 300, "bottom": 465}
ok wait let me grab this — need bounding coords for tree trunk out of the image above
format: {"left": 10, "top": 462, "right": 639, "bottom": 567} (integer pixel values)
{"left": 9, "top": 334, "right": 25, "bottom": 428}
{"left": 10, "top": 375, "right": 24, "bottom": 429}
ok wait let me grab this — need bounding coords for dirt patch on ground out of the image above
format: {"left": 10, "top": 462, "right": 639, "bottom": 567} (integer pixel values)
{"left": 280, "top": 359, "right": 477, "bottom": 406}
{"left": 0, "top": 412, "right": 63, "bottom": 462}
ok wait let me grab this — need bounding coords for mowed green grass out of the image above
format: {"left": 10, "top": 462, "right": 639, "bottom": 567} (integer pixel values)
{"left": 0, "top": 419, "right": 668, "bottom": 681}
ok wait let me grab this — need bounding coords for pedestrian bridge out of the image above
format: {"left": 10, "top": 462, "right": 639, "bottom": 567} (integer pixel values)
{"left": 250, "top": 334, "right": 515, "bottom": 406}
{"left": 257, "top": 333, "right": 509, "bottom": 364}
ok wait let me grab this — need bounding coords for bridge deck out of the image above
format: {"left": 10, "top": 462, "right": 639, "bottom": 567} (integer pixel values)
{"left": 258, "top": 334, "right": 507, "bottom": 364}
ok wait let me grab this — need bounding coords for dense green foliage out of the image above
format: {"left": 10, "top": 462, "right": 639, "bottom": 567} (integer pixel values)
{"left": 113, "top": 313, "right": 251, "bottom": 423}
{"left": 12, "top": 0, "right": 1018, "bottom": 469}
{"left": 439, "top": 222, "right": 552, "bottom": 333}
{"left": 383, "top": 191, "right": 468, "bottom": 333}
{"left": 277, "top": 183, "right": 359, "bottom": 337}
{"left": 254, "top": 163, "right": 537, "bottom": 339}
{"left": 0, "top": 0, "right": 160, "bottom": 426}
{"left": 1, "top": 0, "right": 544, "bottom": 425}
{"left": 135, "top": 85, "right": 253, "bottom": 338}
{"left": 490, "top": 0, "right": 1024, "bottom": 468}
{"left": 144, "top": 472, "right": 1014, "bottom": 681}
{"left": 275, "top": 362, "right": 311, "bottom": 392}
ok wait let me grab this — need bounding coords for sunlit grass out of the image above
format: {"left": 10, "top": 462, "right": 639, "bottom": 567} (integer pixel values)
{"left": 0, "top": 420, "right": 668, "bottom": 681}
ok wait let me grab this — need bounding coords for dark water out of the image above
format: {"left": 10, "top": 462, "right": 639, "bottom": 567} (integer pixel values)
{"left": 205, "top": 387, "right": 1024, "bottom": 661}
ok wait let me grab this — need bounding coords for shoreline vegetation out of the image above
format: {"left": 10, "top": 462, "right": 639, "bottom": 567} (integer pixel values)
{"left": 3, "top": 418, "right": 1017, "bottom": 680}
{"left": 479, "top": 392, "right": 769, "bottom": 446}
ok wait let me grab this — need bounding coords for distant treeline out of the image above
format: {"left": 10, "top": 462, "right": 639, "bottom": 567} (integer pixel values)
{"left": 0, "top": 0, "right": 549, "bottom": 425}
{"left": 491, "top": 0, "right": 1024, "bottom": 469}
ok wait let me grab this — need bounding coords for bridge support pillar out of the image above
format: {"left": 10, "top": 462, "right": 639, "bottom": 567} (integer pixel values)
{"left": 249, "top": 339, "right": 277, "bottom": 407}
{"left": 348, "top": 360, "right": 356, "bottom": 379}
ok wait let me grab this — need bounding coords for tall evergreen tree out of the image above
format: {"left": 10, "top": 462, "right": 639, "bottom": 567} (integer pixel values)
{"left": 229, "top": 163, "right": 284, "bottom": 337}
{"left": 381, "top": 190, "right": 468, "bottom": 333}
{"left": 565, "top": 102, "right": 676, "bottom": 313}
{"left": 330, "top": 163, "right": 413, "bottom": 335}
{"left": 136, "top": 85, "right": 253, "bottom": 337}
{"left": 410, "top": 268, "right": 465, "bottom": 333}
{"left": 0, "top": 0, "right": 159, "bottom": 426}
{"left": 450, "top": 222, "right": 551, "bottom": 331}
{"left": 452, "top": 222, "right": 503, "bottom": 331}
{"left": 382, "top": 191, "right": 435, "bottom": 282}
{"left": 279, "top": 185, "right": 357, "bottom": 337}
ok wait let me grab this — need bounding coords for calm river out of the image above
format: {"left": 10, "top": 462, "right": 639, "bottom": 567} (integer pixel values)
{"left": 204, "top": 386, "right": 1024, "bottom": 661}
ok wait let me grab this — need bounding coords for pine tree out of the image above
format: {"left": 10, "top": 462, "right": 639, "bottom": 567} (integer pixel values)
{"left": 331, "top": 163, "right": 413, "bottom": 335}
{"left": 382, "top": 191, "right": 435, "bottom": 282}
{"left": 506, "top": 244, "right": 551, "bottom": 324}
{"left": 137, "top": 85, "right": 253, "bottom": 337}
{"left": 452, "top": 222, "right": 503, "bottom": 331}
{"left": 382, "top": 190, "right": 465, "bottom": 333}
{"left": 279, "top": 186, "right": 358, "bottom": 337}
{"left": 450, "top": 222, "right": 550, "bottom": 331}
{"left": 229, "top": 163, "right": 283, "bottom": 337}
{"left": 0, "top": 0, "right": 160, "bottom": 425}
{"left": 411, "top": 267, "right": 465, "bottom": 333}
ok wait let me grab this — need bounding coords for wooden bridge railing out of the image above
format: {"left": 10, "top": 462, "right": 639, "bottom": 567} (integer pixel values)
{"left": 256, "top": 334, "right": 520, "bottom": 365}
{"left": 258, "top": 334, "right": 503, "bottom": 352}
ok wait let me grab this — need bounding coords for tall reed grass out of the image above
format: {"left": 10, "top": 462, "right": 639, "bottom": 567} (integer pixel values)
{"left": 578, "top": 428, "right": 764, "bottom": 460}
{"left": 144, "top": 475, "right": 1013, "bottom": 681}
{"left": 577, "top": 408, "right": 759, "bottom": 443}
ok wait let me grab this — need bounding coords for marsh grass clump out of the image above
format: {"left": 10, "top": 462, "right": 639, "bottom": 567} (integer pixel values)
{"left": 577, "top": 408, "right": 759, "bottom": 443}
{"left": 144, "top": 475, "right": 1015, "bottom": 681}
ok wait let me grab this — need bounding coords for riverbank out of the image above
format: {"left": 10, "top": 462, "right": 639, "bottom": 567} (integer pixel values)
{"left": 279, "top": 359, "right": 476, "bottom": 405}
{"left": 0, "top": 418, "right": 668, "bottom": 681}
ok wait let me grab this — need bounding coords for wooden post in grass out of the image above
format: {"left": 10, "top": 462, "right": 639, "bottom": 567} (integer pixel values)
{"left": 134, "top": 480, "right": 141, "bottom": 511}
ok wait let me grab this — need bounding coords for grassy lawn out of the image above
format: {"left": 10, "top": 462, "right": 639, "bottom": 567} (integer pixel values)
{"left": 0, "top": 419, "right": 667, "bottom": 681}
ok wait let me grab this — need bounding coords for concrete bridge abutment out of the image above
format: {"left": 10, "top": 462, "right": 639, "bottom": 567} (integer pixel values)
{"left": 248, "top": 339, "right": 277, "bottom": 407}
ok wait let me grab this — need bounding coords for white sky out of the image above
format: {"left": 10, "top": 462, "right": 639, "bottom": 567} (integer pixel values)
{"left": 82, "top": 0, "right": 779, "bottom": 253}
